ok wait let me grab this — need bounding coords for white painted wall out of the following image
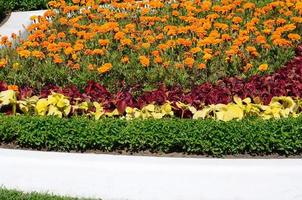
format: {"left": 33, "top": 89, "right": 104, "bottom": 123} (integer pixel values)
{"left": 0, "top": 148, "right": 302, "bottom": 200}
{"left": 0, "top": 10, "right": 45, "bottom": 39}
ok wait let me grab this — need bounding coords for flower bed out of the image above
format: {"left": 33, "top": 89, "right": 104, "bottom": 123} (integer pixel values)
{"left": 1, "top": 0, "right": 302, "bottom": 156}
{"left": 1, "top": 0, "right": 302, "bottom": 91}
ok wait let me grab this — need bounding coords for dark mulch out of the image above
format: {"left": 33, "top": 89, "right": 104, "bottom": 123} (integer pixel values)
{"left": 1, "top": 144, "right": 302, "bottom": 159}
{"left": 0, "top": 12, "right": 11, "bottom": 28}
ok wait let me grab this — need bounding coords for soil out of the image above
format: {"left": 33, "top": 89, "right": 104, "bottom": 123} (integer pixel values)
{"left": 0, "top": 12, "right": 11, "bottom": 28}
{"left": 1, "top": 144, "right": 302, "bottom": 159}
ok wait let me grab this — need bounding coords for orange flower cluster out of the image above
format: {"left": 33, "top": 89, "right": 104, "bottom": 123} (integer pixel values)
{"left": 1, "top": 0, "right": 302, "bottom": 84}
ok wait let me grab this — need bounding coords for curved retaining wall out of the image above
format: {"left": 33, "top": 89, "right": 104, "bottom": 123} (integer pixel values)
{"left": 0, "top": 148, "right": 302, "bottom": 200}
{"left": 0, "top": 10, "right": 45, "bottom": 39}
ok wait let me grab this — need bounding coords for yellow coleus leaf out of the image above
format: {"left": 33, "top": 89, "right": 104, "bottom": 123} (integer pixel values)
{"left": 221, "top": 104, "right": 244, "bottom": 121}
{"left": 161, "top": 103, "right": 172, "bottom": 113}
{"left": 48, "top": 105, "right": 63, "bottom": 118}
{"left": 143, "top": 104, "right": 155, "bottom": 112}
{"left": 18, "top": 96, "right": 39, "bottom": 113}
{"left": 93, "top": 102, "right": 104, "bottom": 120}
{"left": 151, "top": 112, "right": 165, "bottom": 119}
{"left": 0, "top": 90, "right": 17, "bottom": 106}
{"left": 270, "top": 96, "right": 296, "bottom": 112}
{"left": 36, "top": 98, "right": 49, "bottom": 116}
{"left": 106, "top": 108, "right": 120, "bottom": 117}
{"left": 79, "top": 102, "right": 89, "bottom": 111}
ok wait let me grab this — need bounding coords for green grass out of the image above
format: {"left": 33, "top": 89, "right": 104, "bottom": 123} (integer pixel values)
{"left": 0, "top": 188, "right": 98, "bottom": 200}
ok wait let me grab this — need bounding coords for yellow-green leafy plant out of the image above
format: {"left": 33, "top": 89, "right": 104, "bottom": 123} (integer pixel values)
{"left": 0, "top": 90, "right": 17, "bottom": 115}
{"left": 125, "top": 102, "right": 174, "bottom": 119}
{"left": 35, "top": 92, "right": 71, "bottom": 117}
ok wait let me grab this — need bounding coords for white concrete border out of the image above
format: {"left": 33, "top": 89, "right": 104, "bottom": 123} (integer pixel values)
{"left": 0, "top": 148, "right": 302, "bottom": 200}
{"left": 0, "top": 10, "right": 46, "bottom": 38}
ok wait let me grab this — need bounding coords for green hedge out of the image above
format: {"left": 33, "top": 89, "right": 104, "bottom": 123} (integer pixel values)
{"left": 0, "top": 0, "right": 48, "bottom": 12}
{"left": 0, "top": 188, "right": 90, "bottom": 200}
{"left": 1, "top": 115, "right": 302, "bottom": 156}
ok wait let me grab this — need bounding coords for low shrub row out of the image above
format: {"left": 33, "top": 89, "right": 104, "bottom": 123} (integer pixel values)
{"left": 0, "top": 188, "right": 85, "bottom": 200}
{"left": 0, "top": 0, "right": 48, "bottom": 12}
{"left": 1, "top": 115, "right": 302, "bottom": 156}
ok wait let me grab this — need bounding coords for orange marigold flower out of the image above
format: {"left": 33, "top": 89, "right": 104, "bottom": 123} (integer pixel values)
{"left": 31, "top": 50, "right": 45, "bottom": 59}
{"left": 152, "top": 50, "right": 160, "bottom": 57}
{"left": 139, "top": 56, "right": 150, "bottom": 67}
{"left": 114, "top": 32, "right": 125, "bottom": 40}
{"left": 98, "top": 39, "right": 110, "bottom": 46}
{"left": 258, "top": 63, "right": 268, "bottom": 71}
{"left": 7, "top": 85, "right": 18, "bottom": 91}
{"left": 154, "top": 56, "right": 163, "bottom": 64}
{"left": 57, "top": 32, "right": 66, "bottom": 39}
{"left": 92, "top": 49, "right": 105, "bottom": 55}
{"left": 243, "top": 63, "right": 253, "bottom": 72}
{"left": 53, "top": 54, "right": 63, "bottom": 64}
{"left": 87, "top": 64, "right": 96, "bottom": 71}
{"left": 98, "top": 63, "right": 112, "bottom": 74}
{"left": 184, "top": 57, "right": 195, "bottom": 68}
{"left": 255, "top": 35, "right": 267, "bottom": 44}
{"left": 198, "top": 63, "right": 206, "bottom": 69}
{"left": 121, "top": 56, "right": 129, "bottom": 63}
{"left": 18, "top": 50, "right": 31, "bottom": 58}
{"left": 288, "top": 33, "right": 301, "bottom": 41}
{"left": 232, "top": 17, "right": 243, "bottom": 24}
{"left": 190, "top": 47, "right": 201, "bottom": 54}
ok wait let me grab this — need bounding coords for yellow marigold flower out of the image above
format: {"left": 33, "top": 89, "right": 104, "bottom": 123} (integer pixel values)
{"left": 142, "top": 43, "right": 151, "bottom": 49}
{"left": 184, "top": 57, "right": 194, "bottom": 68}
{"left": 72, "top": 53, "right": 78, "bottom": 60}
{"left": 258, "top": 64, "right": 268, "bottom": 71}
{"left": 203, "top": 53, "right": 213, "bottom": 61}
{"left": 288, "top": 33, "right": 301, "bottom": 41}
{"left": 12, "top": 62, "right": 20, "bottom": 71}
{"left": 139, "top": 56, "right": 150, "bottom": 67}
{"left": 98, "top": 63, "right": 112, "bottom": 74}
{"left": 120, "top": 38, "right": 132, "bottom": 46}
{"left": 0, "top": 58, "right": 7, "bottom": 68}
{"left": 64, "top": 47, "right": 74, "bottom": 55}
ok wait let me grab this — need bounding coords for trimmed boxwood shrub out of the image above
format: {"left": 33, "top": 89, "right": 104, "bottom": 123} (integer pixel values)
{"left": 1, "top": 115, "right": 302, "bottom": 156}
{"left": 0, "top": 0, "right": 48, "bottom": 12}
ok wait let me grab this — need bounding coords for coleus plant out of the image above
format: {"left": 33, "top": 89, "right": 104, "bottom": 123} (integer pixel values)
{"left": 0, "top": 90, "right": 301, "bottom": 121}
